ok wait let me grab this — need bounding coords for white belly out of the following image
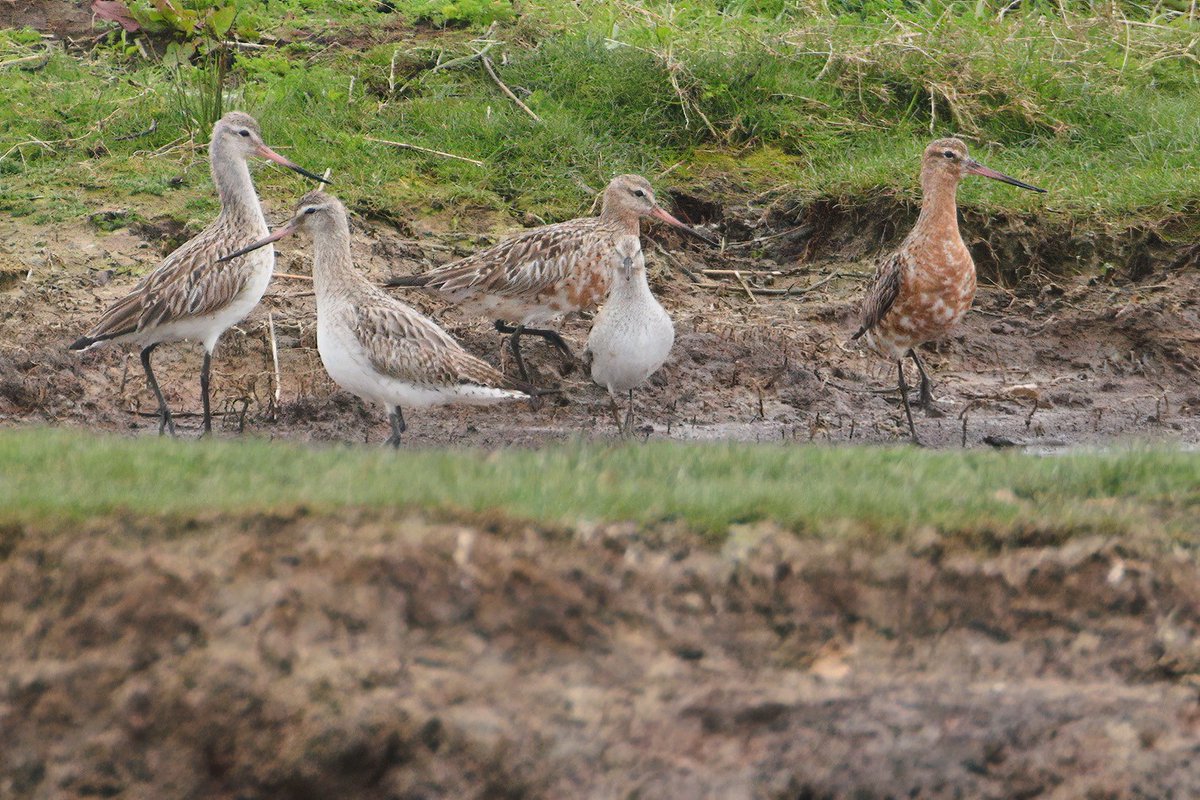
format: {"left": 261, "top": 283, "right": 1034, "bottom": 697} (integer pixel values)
{"left": 587, "top": 298, "right": 674, "bottom": 394}
{"left": 316, "top": 312, "right": 523, "bottom": 410}
{"left": 146, "top": 246, "right": 275, "bottom": 352}
{"left": 458, "top": 293, "right": 560, "bottom": 327}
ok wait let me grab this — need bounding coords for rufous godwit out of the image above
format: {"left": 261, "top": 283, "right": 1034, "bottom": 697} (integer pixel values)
{"left": 384, "top": 174, "right": 712, "bottom": 383}
{"left": 218, "top": 191, "right": 534, "bottom": 447}
{"left": 69, "top": 111, "right": 327, "bottom": 436}
{"left": 852, "top": 137, "right": 1045, "bottom": 443}
{"left": 584, "top": 238, "right": 674, "bottom": 435}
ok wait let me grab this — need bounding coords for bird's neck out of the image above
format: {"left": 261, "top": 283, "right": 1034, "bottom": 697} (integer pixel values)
{"left": 210, "top": 138, "right": 262, "bottom": 220}
{"left": 609, "top": 267, "right": 654, "bottom": 304}
{"left": 311, "top": 217, "right": 359, "bottom": 300}
{"left": 913, "top": 168, "right": 962, "bottom": 244}
{"left": 599, "top": 204, "right": 641, "bottom": 235}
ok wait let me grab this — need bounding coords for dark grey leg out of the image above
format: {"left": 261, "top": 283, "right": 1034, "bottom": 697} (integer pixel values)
{"left": 385, "top": 406, "right": 406, "bottom": 448}
{"left": 897, "top": 361, "right": 919, "bottom": 444}
{"left": 907, "top": 348, "right": 939, "bottom": 413}
{"left": 200, "top": 350, "right": 213, "bottom": 436}
{"left": 141, "top": 344, "right": 176, "bottom": 437}
{"left": 494, "top": 321, "right": 533, "bottom": 384}
{"left": 495, "top": 320, "right": 576, "bottom": 375}
{"left": 623, "top": 389, "right": 635, "bottom": 436}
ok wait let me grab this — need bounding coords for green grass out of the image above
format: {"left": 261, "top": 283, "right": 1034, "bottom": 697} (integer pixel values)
{"left": 3, "top": 429, "right": 1199, "bottom": 552}
{"left": 3, "top": 1, "right": 1200, "bottom": 238}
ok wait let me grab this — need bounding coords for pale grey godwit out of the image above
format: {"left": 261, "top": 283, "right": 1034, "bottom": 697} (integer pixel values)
{"left": 384, "top": 174, "right": 712, "bottom": 383}
{"left": 584, "top": 237, "right": 674, "bottom": 435}
{"left": 852, "top": 137, "right": 1045, "bottom": 442}
{"left": 69, "top": 111, "right": 327, "bottom": 436}
{"left": 218, "top": 191, "right": 533, "bottom": 447}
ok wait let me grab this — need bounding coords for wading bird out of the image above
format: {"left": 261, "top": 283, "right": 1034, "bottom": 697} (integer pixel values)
{"left": 69, "top": 111, "right": 327, "bottom": 436}
{"left": 384, "top": 174, "right": 712, "bottom": 384}
{"left": 218, "top": 191, "right": 534, "bottom": 447}
{"left": 852, "top": 137, "right": 1045, "bottom": 443}
{"left": 584, "top": 238, "right": 674, "bottom": 436}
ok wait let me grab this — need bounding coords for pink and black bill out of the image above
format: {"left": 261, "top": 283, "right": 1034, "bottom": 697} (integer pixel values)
{"left": 257, "top": 143, "right": 331, "bottom": 184}
{"left": 649, "top": 204, "right": 720, "bottom": 246}
{"left": 965, "top": 159, "right": 1045, "bottom": 193}
{"left": 218, "top": 220, "right": 301, "bottom": 263}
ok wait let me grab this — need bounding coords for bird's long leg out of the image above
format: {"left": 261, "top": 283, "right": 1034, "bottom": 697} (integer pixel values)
{"left": 494, "top": 321, "right": 533, "bottom": 385}
{"left": 200, "top": 351, "right": 213, "bottom": 436}
{"left": 385, "top": 406, "right": 406, "bottom": 448}
{"left": 623, "top": 389, "right": 635, "bottom": 436}
{"left": 907, "top": 348, "right": 940, "bottom": 413}
{"left": 529, "top": 327, "right": 576, "bottom": 374}
{"left": 141, "top": 344, "right": 176, "bottom": 437}
{"left": 495, "top": 320, "right": 576, "bottom": 375}
{"left": 896, "top": 360, "right": 920, "bottom": 444}
{"left": 607, "top": 393, "right": 623, "bottom": 432}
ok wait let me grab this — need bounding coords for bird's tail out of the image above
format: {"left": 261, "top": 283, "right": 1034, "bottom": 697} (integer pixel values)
{"left": 68, "top": 329, "right": 131, "bottom": 351}
{"left": 383, "top": 274, "right": 432, "bottom": 288}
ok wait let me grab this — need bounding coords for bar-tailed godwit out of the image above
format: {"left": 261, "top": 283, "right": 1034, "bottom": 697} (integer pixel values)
{"left": 219, "top": 191, "right": 534, "bottom": 447}
{"left": 584, "top": 238, "right": 674, "bottom": 435}
{"left": 69, "top": 111, "right": 327, "bottom": 435}
{"left": 385, "top": 174, "right": 711, "bottom": 383}
{"left": 852, "top": 137, "right": 1045, "bottom": 442}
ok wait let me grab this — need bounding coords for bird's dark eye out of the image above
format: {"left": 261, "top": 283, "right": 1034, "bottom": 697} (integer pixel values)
{"left": 239, "top": 130, "right": 251, "bottom": 138}
{"left": 304, "top": 207, "right": 317, "bottom": 215}
{"left": 943, "top": 150, "right": 955, "bottom": 159}
{"left": 633, "top": 189, "right": 646, "bottom": 198}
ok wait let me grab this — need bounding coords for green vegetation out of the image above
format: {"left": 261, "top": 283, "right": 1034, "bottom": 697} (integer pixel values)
{"left": 2, "top": 429, "right": 1199, "bottom": 550}
{"left": 2, "top": 1, "right": 1200, "bottom": 234}
{"left": 2, "top": 0, "right": 1200, "bottom": 235}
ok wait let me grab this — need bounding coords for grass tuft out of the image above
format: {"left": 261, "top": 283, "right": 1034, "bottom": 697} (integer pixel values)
{"left": 2, "top": 2, "right": 1200, "bottom": 235}
{"left": 2, "top": 429, "right": 1199, "bottom": 552}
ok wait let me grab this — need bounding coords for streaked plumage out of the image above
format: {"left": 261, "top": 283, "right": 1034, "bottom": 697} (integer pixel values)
{"left": 217, "top": 191, "right": 531, "bottom": 447}
{"left": 386, "top": 174, "right": 707, "bottom": 383}
{"left": 387, "top": 214, "right": 634, "bottom": 326}
{"left": 585, "top": 238, "right": 674, "bottom": 435}
{"left": 69, "top": 111, "right": 327, "bottom": 435}
{"left": 852, "top": 137, "right": 1045, "bottom": 442}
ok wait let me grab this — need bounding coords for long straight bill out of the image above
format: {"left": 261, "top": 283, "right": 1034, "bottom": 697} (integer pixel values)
{"left": 256, "top": 144, "right": 331, "bottom": 184}
{"left": 218, "top": 221, "right": 299, "bottom": 263}
{"left": 649, "top": 204, "right": 720, "bottom": 246}
{"left": 965, "top": 160, "right": 1046, "bottom": 193}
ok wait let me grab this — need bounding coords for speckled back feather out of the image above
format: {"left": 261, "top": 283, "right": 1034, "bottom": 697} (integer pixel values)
{"left": 387, "top": 217, "right": 626, "bottom": 308}
{"left": 852, "top": 250, "right": 906, "bottom": 341}
{"left": 347, "top": 285, "right": 530, "bottom": 393}
{"left": 72, "top": 205, "right": 267, "bottom": 348}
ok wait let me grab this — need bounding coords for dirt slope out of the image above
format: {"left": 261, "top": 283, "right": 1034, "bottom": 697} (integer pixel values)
{"left": 2, "top": 511, "right": 1199, "bottom": 799}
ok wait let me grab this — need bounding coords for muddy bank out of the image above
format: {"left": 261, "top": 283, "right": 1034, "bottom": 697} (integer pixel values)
{"left": 3, "top": 193, "right": 1200, "bottom": 450}
{"left": 742, "top": 191, "right": 1199, "bottom": 285}
{"left": 1, "top": 511, "right": 1197, "bottom": 799}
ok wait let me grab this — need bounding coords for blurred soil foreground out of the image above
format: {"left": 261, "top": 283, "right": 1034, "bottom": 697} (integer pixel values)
{"left": 2, "top": 511, "right": 1200, "bottom": 798}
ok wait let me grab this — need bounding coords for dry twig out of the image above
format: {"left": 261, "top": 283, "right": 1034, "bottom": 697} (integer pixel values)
{"left": 365, "top": 136, "right": 484, "bottom": 166}
{"left": 481, "top": 55, "right": 541, "bottom": 122}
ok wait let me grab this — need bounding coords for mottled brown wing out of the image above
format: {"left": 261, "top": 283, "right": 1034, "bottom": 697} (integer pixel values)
{"left": 418, "top": 218, "right": 607, "bottom": 299}
{"left": 136, "top": 226, "right": 260, "bottom": 329}
{"left": 81, "top": 220, "right": 260, "bottom": 340}
{"left": 852, "top": 250, "right": 905, "bottom": 340}
{"left": 351, "top": 295, "right": 525, "bottom": 392}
